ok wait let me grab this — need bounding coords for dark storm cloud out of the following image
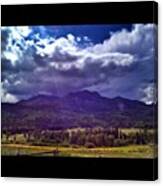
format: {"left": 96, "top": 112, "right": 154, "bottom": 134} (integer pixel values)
{"left": 1, "top": 24, "right": 156, "bottom": 104}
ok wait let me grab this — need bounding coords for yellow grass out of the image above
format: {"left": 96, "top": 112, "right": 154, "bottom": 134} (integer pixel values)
{"left": 1, "top": 143, "right": 157, "bottom": 158}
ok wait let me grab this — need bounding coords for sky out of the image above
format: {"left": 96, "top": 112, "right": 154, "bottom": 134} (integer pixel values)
{"left": 1, "top": 24, "right": 157, "bottom": 104}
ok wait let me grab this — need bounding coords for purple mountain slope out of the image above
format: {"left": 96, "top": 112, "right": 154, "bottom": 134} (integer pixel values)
{"left": 2, "top": 91, "right": 156, "bottom": 130}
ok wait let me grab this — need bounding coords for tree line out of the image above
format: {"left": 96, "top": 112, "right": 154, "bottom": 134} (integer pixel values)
{"left": 2, "top": 127, "right": 156, "bottom": 148}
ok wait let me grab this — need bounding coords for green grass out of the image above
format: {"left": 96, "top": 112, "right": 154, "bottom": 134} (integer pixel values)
{"left": 1, "top": 143, "right": 157, "bottom": 158}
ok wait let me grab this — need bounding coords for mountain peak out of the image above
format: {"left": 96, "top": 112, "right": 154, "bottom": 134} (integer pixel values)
{"left": 113, "top": 96, "right": 126, "bottom": 101}
{"left": 67, "top": 90, "right": 101, "bottom": 99}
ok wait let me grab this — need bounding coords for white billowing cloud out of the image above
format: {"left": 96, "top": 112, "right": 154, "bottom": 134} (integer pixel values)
{"left": 1, "top": 26, "right": 31, "bottom": 38}
{"left": 33, "top": 34, "right": 80, "bottom": 60}
{"left": 89, "top": 24, "right": 155, "bottom": 57}
{"left": 140, "top": 84, "right": 157, "bottom": 105}
{"left": 76, "top": 37, "right": 81, "bottom": 42}
{"left": 35, "top": 37, "right": 56, "bottom": 57}
{"left": 3, "top": 51, "right": 19, "bottom": 66}
{"left": 2, "top": 25, "right": 138, "bottom": 70}
{"left": 1, "top": 24, "right": 156, "bottom": 104}
{"left": 2, "top": 93, "right": 18, "bottom": 103}
{"left": 32, "top": 24, "right": 155, "bottom": 72}
{"left": 1, "top": 87, "right": 18, "bottom": 103}
{"left": 1, "top": 26, "right": 32, "bottom": 65}
{"left": 93, "top": 52, "right": 134, "bottom": 67}
{"left": 67, "top": 34, "right": 76, "bottom": 44}
{"left": 14, "top": 26, "right": 32, "bottom": 37}
{"left": 49, "top": 52, "right": 134, "bottom": 72}
{"left": 83, "top": 36, "right": 90, "bottom": 41}
{"left": 32, "top": 31, "right": 135, "bottom": 71}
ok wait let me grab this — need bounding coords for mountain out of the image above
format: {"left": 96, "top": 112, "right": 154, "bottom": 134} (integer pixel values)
{"left": 18, "top": 95, "right": 59, "bottom": 107}
{"left": 1, "top": 91, "right": 156, "bottom": 132}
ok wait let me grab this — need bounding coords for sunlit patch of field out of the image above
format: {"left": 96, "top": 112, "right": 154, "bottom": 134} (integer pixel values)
{"left": 120, "top": 128, "right": 155, "bottom": 135}
{"left": 1, "top": 144, "right": 157, "bottom": 158}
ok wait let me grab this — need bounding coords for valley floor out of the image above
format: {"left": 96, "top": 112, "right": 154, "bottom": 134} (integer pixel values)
{"left": 1, "top": 143, "right": 157, "bottom": 158}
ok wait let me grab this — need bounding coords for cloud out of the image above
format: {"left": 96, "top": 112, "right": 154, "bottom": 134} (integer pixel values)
{"left": 1, "top": 24, "right": 156, "bottom": 104}
{"left": 139, "top": 83, "right": 157, "bottom": 105}
{"left": 90, "top": 24, "right": 156, "bottom": 57}
{"left": 1, "top": 87, "right": 18, "bottom": 103}
{"left": 1, "top": 26, "right": 32, "bottom": 61}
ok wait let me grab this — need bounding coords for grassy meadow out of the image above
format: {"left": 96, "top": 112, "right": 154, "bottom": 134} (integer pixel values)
{"left": 1, "top": 144, "right": 156, "bottom": 158}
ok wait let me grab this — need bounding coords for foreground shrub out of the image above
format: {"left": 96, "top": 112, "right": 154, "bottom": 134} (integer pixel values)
{"left": 85, "top": 142, "right": 96, "bottom": 148}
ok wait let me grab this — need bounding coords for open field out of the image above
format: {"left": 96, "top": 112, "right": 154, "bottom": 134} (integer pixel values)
{"left": 1, "top": 143, "right": 157, "bottom": 158}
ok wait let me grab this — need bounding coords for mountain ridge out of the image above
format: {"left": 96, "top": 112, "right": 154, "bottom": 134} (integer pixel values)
{"left": 1, "top": 90, "right": 156, "bottom": 130}
{"left": 2, "top": 90, "right": 153, "bottom": 106}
